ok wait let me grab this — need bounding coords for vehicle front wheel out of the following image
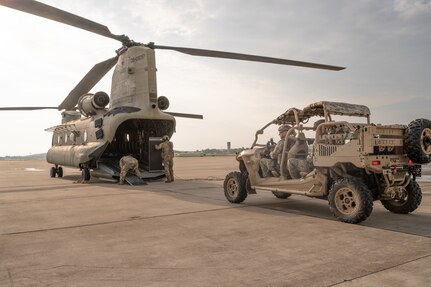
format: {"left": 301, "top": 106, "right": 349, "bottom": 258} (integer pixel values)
{"left": 272, "top": 191, "right": 291, "bottom": 199}
{"left": 381, "top": 180, "right": 422, "bottom": 214}
{"left": 223, "top": 171, "right": 247, "bottom": 203}
{"left": 328, "top": 178, "right": 373, "bottom": 224}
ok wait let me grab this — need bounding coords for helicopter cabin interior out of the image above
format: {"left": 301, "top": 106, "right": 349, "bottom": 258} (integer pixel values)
{"left": 51, "top": 118, "right": 174, "bottom": 176}
{"left": 102, "top": 119, "right": 174, "bottom": 172}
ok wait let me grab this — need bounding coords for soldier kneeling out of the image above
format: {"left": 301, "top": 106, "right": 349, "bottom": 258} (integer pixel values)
{"left": 118, "top": 155, "right": 142, "bottom": 185}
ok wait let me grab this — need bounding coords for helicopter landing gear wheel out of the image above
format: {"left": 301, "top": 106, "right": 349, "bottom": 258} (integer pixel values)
{"left": 50, "top": 166, "right": 63, "bottom": 178}
{"left": 82, "top": 167, "right": 91, "bottom": 181}
{"left": 50, "top": 167, "right": 56, "bottom": 178}
{"left": 57, "top": 166, "right": 63, "bottom": 178}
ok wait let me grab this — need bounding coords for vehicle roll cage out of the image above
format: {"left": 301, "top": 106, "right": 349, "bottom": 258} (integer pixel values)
{"left": 251, "top": 101, "right": 371, "bottom": 177}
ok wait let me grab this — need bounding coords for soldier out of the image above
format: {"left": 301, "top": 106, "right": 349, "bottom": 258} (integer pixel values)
{"left": 260, "top": 124, "right": 293, "bottom": 177}
{"left": 287, "top": 119, "right": 323, "bottom": 179}
{"left": 287, "top": 156, "right": 314, "bottom": 179}
{"left": 155, "top": 135, "right": 174, "bottom": 183}
{"left": 118, "top": 155, "right": 142, "bottom": 185}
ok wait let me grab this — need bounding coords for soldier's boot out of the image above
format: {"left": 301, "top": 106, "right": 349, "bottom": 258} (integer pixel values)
{"left": 118, "top": 179, "right": 125, "bottom": 185}
{"left": 165, "top": 174, "right": 172, "bottom": 183}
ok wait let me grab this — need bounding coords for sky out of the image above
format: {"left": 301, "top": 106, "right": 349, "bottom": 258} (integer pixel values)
{"left": 0, "top": 0, "right": 430, "bottom": 156}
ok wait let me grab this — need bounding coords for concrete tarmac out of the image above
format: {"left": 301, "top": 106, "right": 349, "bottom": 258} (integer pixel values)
{"left": 0, "top": 157, "right": 430, "bottom": 287}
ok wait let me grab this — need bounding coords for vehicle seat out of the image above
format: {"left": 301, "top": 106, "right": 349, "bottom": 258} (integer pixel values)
{"left": 288, "top": 132, "right": 308, "bottom": 159}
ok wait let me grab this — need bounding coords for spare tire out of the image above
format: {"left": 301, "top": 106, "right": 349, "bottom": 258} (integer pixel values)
{"left": 405, "top": 118, "right": 431, "bottom": 164}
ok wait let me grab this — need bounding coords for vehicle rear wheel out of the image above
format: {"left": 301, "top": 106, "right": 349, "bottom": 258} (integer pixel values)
{"left": 328, "top": 178, "right": 373, "bottom": 224}
{"left": 272, "top": 191, "right": 291, "bottom": 199}
{"left": 50, "top": 167, "right": 56, "bottom": 178}
{"left": 223, "top": 171, "right": 247, "bottom": 203}
{"left": 381, "top": 180, "right": 422, "bottom": 214}
{"left": 405, "top": 118, "right": 431, "bottom": 164}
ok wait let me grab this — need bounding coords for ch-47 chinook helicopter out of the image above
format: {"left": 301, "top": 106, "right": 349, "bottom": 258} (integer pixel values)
{"left": 0, "top": 0, "right": 344, "bottom": 184}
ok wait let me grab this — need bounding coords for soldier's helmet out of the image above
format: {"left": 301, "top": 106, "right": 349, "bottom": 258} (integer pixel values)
{"left": 162, "top": 135, "right": 169, "bottom": 141}
{"left": 278, "top": 124, "right": 291, "bottom": 132}
{"left": 313, "top": 119, "right": 326, "bottom": 131}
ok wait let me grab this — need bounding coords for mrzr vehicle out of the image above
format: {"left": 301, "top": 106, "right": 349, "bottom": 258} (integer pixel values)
{"left": 223, "top": 101, "right": 431, "bottom": 223}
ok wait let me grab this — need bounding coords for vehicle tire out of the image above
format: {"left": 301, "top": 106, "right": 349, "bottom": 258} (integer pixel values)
{"left": 57, "top": 166, "right": 63, "bottom": 178}
{"left": 405, "top": 118, "right": 431, "bottom": 164}
{"left": 380, "top": 180, "right": 422, "bottom": 214}
{"left": 223, "top": 171, "right": 247, "bottom": 203}
{"left": 272, "top": 191, "right": 291, "bottom": 199}
{"left": 50, "top": 167, "right": 56, "bottom": 178}
{"left": 328, "top": 178, "right": 373, "bottom": 224}
{"left": 82, "top": 167, "right": 91, "bottom": 181}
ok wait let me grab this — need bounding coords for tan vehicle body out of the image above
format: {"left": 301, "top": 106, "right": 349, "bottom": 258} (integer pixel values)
{"left": 225, "top": 101, "right": 430, "bottom": 223}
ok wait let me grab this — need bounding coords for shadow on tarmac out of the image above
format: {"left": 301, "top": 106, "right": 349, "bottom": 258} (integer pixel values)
{"left": 252, "top": 195, "right": 431, "bottom": 238}
{"left": 44, "top": 174, "right": 431, "bottom": 238}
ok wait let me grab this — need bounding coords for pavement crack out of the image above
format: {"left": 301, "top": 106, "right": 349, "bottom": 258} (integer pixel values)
{"left": 326, "top": 253, "right": 431, "bottom": 287}
{"left": 2, "top": 206, "right": 246, "bottom": 236}
{"left": 8, "top": 270, "right": 14, "bottom": 287}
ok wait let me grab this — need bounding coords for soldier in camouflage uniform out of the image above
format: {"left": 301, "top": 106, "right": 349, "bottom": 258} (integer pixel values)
{"left": 287, "top": 156, "right": 314, "bottom": 178}
{"left": 118, "top": 155, "right": 142, "bottom": 185}
{"left": 287, "top": 120, "right": 323, "bottom": 178}
{"left": 155, "top": 135, "right": 174, "bottom": 183}
{"left": 260, "top": 125, "right": 293, "bottom": 177}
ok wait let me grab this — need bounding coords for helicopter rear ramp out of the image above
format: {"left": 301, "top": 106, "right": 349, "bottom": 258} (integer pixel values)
{"left": 124, "top": 174, "right": 147, "bottom": 186}
{"left": 92, "top": 160, "right": 164, "bottom": 185}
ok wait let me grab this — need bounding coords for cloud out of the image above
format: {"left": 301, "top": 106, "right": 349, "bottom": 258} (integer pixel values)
{"left": 394, "top": 0, "right": 431, "bottom": 18}
{"left": 120, "top": 0, "right": 220, "bottom": 40}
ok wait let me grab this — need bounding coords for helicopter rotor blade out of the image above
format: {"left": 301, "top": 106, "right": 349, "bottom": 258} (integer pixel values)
{"left": 59, "top": 56, "right": 118, "bottom": 110}
{"left": 0, "top": 107, "right": 58, "bottom": 111}
{"left": 0, "top": 0, "right": 126, "bottom": 43}
{"left": 152, "top": 44, "right": 345, "bottom": 71}
{"left": 165, "top": 112, "right": 203, "bottom": 119}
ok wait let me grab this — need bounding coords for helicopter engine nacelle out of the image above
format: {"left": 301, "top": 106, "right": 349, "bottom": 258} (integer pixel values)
{"left": 157, "top": 96, "right": 170, "bottom": 110}
{"left": 78, "top": 91, "right": 110, "bottom": 117}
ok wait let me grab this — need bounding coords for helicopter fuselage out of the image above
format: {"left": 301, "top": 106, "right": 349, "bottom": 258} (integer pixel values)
{"left": 47, "top": 46, "right": 176, "bottom": 179}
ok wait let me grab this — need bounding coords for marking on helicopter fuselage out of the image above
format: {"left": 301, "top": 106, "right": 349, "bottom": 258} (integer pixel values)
{"left": 130, "top": 54, "right": 145, "bottom": 63}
